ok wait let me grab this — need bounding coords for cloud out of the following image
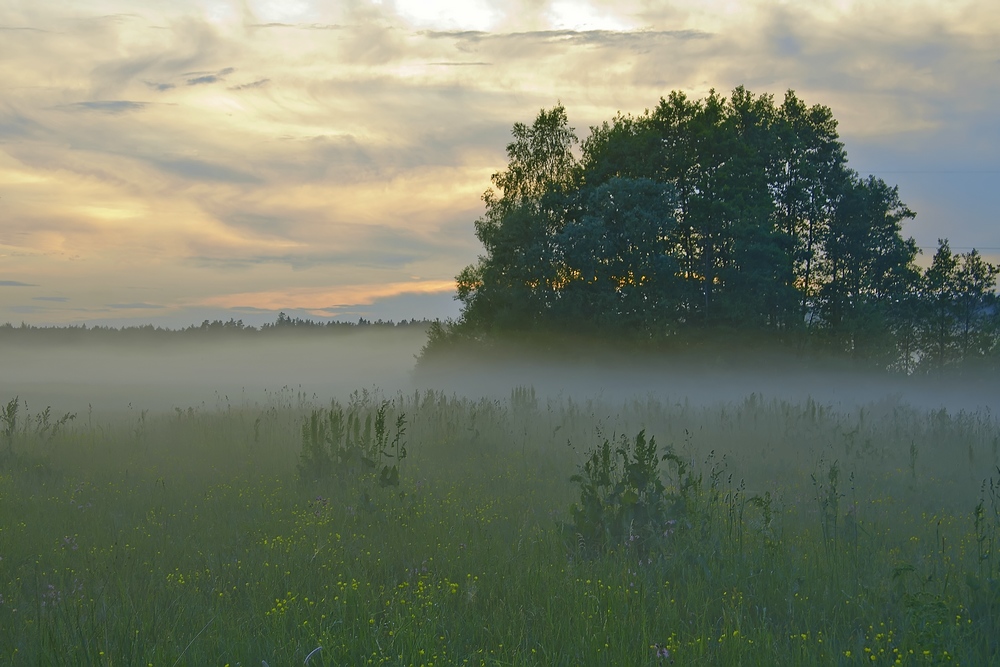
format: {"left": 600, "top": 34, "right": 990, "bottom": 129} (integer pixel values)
{"left": 187, "top": 210, "right": 463, "bottom": 271}
{"left": 229, "top": 78, "right": 269, "bottom": 90}
{"left": 145, "top": 81, "right": 176, "bottom": 91}
{"left": 60, "top": 100, "right": 146, "bottom": 114}
{"left": 421, "top": 27, "right": 712, "bottom": 45}
{"left": 107, "top": 302, "right": 163, "bottom": 309}
{"left": 185, "top": 66, "right": 235, "bottom": 86}
{"left": 189, "top": 249, "right": 422, "bottom": 272}
{"left": 0, "top": 108, "right": 45, "bottom": 140}
{"left": 186, "top": 74, "right": 221, "bottom": 85}
{"left": 196, "top": 279, "right": 456, "bottom": 312}
{"left": 313, "top": 289, "right": 460, "bottom": 321}
{"left": 248, "top": 22, "right": 343, "bottom": 31}
{"left": 32, "top": 296, "right": 69, "bottom": 302}
{"left": 0, "top": 280, "right": 37, "bottom": 287}
{"left": 150, "top": 157, "right": 260, "bottom": 184}
{"left": 420, "top": 29, "right": 487, "bottom": 40}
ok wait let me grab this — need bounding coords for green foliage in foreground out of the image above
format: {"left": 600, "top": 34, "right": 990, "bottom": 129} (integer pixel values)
{"left": 297, "top": 398, "right": 408, "bottom": 490}
{"left": 568, "top": 430, "right": 688, "bottom": 557}
{"left": 1, "top": 389, "right": 1000, "bottom": 665}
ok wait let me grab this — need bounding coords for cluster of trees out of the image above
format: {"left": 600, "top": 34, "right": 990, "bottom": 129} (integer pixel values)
{"left": 265, "top": 313, "right": 429, "bottom": 330}
{"left": 0, "top": 314, "right": 431, "bottom": 344}
{"left": 435, "top": 87, "right": 999, "bottom": 373}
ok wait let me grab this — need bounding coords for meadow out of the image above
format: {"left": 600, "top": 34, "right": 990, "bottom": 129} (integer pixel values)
{"left": 1, "top": 378, "right": 999, "bottom": 666}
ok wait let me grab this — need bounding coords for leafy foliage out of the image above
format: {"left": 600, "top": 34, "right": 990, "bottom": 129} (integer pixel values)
{"left": 0, "top": 396, "right": 75, "bottom": 466}
{"left": 568, "top": 430, "right": 690, "bottom": 555}
{"left": 2, "top": 396, "right": 18, "bottom": 457}
{"left": 297, "top": 393, "right": 408, "bottom": 491}
{"left": 917, "top": 240, "right": 1000, "bottom": 372}
{"left": 434, "top": 87, "right": 1000, "bottom": 372}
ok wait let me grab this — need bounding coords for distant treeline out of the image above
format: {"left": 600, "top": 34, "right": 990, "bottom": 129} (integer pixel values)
{"left": 0, "top": 312, "right": 431, "bottom": 344}
{"left": 426, "top": 87, "right": 1000, "bottom": 375}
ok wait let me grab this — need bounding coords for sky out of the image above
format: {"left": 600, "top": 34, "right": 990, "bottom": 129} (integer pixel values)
{"left": 1, "top": 0, "right": 998, "bottom": 327}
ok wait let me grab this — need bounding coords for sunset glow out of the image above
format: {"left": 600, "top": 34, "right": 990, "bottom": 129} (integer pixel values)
{"left": 1, "top": 0, "right": 998, "bottom": 326}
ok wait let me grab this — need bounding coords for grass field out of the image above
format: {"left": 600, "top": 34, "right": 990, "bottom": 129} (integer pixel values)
{"left": 1, "top": 386, "right": 999, "bottom": 665}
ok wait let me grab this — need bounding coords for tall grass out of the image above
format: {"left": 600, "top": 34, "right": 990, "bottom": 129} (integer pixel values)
{"left": 0, "top": 388, "right": 998, "bottom": 665}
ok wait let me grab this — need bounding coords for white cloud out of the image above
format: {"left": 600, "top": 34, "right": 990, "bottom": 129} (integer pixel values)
{"left": 546, "top": 1, "right": 635, "bottom": 31}
{"left": 385, "top": 0, "right": 500, "bottom": 31}
{"left": 245, "top": 0, "right": 316, "bottom": 23}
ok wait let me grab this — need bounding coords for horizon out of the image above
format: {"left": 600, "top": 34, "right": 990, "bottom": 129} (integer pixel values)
{"left": 0, "top": 311, "right": 433, "bottom": 329}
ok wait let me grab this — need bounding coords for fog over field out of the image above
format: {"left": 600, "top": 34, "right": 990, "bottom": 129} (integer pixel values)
{"left": 0, "top": 330, "right": 427, "bottom": 414}
{"left": 3, "top": 330, "right": 997, "bottom": 416}
{"left": 5, "top": 330, "right": 1000, "bottom": 664}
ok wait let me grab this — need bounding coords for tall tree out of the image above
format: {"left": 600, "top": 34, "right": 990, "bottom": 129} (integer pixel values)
{"left": 917, "top": 240, "right": 1000, "bottom": 371}
{"left": 772, "top": 91, "right": 848, "bottom": 328}
{"left": 457, "top": 105, "right": 578, "bottom": 333}
{"left": 919, "top": 239, "right": 960, "bottom": 371}
{"left": 817, "top": 175, "right": 919, "bottom": 361}
{"left": 648, "top": 91, "right": 705, "bottom": 318}
{"left": 710, "top": 87, "right": 789, "bottom": 330}
{"left": 953, "top": 249, "right": 1000, "bottom": 364}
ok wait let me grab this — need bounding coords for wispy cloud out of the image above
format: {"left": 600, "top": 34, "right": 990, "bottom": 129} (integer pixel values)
{"left": 196, "top": 279, "right": 456, "bottom": 312}
{"left": 248, "top": 23, "right": 343, "bottom": 31}
{"left": 150, "top": 157, "right": 260, "bottom": 184}
{"left": 420, "top": 27, "right": 712, "bottom": 44}
{"left": 185, "top": 66, "right": 235, "bottom": 86}
{"left": 60, "top": 100, "right": 146, "bottom": 114}
{"left": 0, "top": 280, "right": 37, "bottom": 287}
{"left": 229, "top": 78, "right": 269, "bottom": 90}
{"left": 107, "top": 302, "right": 163, "bottom": 309}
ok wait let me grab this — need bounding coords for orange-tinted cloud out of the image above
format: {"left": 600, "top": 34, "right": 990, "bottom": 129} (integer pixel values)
{"left": 195, "top": 279, "right": 457, "bottom": 311}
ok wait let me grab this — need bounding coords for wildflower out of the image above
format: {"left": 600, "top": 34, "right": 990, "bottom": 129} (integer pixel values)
{"left": 653, "top": 643, "right": 672, "bottom": 661}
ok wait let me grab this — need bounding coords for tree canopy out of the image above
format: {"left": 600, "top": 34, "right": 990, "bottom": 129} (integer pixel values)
{"left": 433, "top": 87, "right": 999, "bottom": 373}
